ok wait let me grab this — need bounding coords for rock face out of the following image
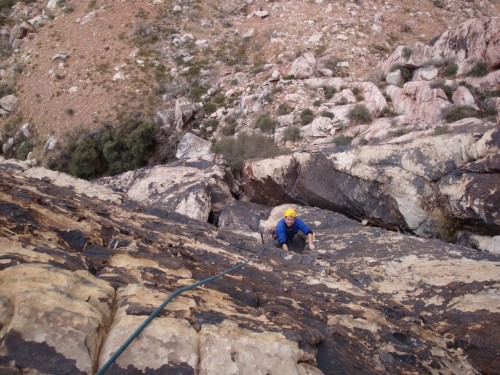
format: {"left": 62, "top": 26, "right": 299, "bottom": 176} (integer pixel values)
{"left": 242, "top": 125, "right": 500, "bottom": 245}
{"left": 377, "top": 17, "right": 500, "bottom": 77}
{"left": 97, "top": 159, "right": 236, "bottom": 222}
{"left": 0, "top": 167, "right": 499, "bottom": 374}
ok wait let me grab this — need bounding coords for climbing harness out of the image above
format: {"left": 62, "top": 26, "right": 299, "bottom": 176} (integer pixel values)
{"left": 96, "top": 242, "right": 274, "bottom": 375}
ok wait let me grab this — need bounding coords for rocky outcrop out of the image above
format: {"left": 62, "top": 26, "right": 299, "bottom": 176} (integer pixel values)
{"left": 0, "top": 167, "right": 498, "bottom": 374}
{"left": 242, "top": 125, "right": 500, "bottom": 249}
{"left": 97, "top": 159, "right": 237, "bottom": 222}
{"left": 377, "top": 17, "right": 500, "bottom": 77}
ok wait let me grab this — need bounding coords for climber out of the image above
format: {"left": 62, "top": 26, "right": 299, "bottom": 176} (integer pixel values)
{"left": 275, "top": 208, "right": 315, "bottom": 252}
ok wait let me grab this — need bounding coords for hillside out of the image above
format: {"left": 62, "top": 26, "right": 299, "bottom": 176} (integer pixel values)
{"left": 0, "top": 0, "right": 498, "bottom": 162}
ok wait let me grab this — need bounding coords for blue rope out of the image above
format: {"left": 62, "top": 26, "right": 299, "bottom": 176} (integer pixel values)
{"left": 96, "top": 243, "right": 272, "bottom": 375}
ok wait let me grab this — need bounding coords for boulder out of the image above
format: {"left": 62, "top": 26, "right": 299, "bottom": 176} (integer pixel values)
{"left": 386, "top": 81, "right": 451, "bottom": 124}
{"left": 0, "top": 94, "right": 17, "bottom": 116}
{"left": 303, "top": 77, "right": 344, "bottom": 90}
{"left": 301, "top": 116, "right": 335, "bottom": 138}
{"left": 175, "top": 97, "right": 197, "bottom": 130}
{"left": 98, "top": 161, "right": 235, "bottom": 222}
{"left": 176, "top": 132, "right": 214, "bottom": 161}
{"left": 452, "top": 85, "right": 478, "bottom": 109}
{"left": 288, "top": 52, "right": 316, "bottom": 79}
{"left": 218, "top": 200, "right": 273, "bottom": 242}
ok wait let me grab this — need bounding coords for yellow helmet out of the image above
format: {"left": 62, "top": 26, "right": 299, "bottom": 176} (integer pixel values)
{"left": 284, "top": 208, "right": 296, "bottom": 218}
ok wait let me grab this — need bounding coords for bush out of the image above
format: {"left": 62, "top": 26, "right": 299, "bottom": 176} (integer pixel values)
{"left": 283, "top": 126, "right": 302, "bottom": 142}
{"left": 402, "top": 47, "right": 412, "bottom": 59}
{"left": 16, "top": 141, "right": 33, "bottom": 161}
{"left": 300, "top": 108, "right": 314, "bottom": 125}
{"left": 333, "top": 135, "right": 352, "bottom": 147}
{"left": 348, "top": 104, "right": 371, "bottom": 124}
{"left": 320, "top": 111, "right": 335, "bottom": 119}
{"left": 255, "top": 113, "right": 276, "bottom": 133}
{"left": 433, "top": 0, "right": 445, "bottom": 8}
{"left": 379, "top": 106, "right": 396, "bottom": 118}
{"left": 390, "top": 64, "right": 415, "bottom": 83}
{"left": 323, "top": 86, "right": 337, "bottom": 99}
{"left": 479, "top": 98, "right": 498, "bottom": 118}
{"left": 67, "top": 117, "right": 157, "bottom": 179}
{"left": 102, "top": 118, "right": 156, "bottom": 175}
{"left": 444, "top": 105, "right": 478, "bottom": 123}
{"left": 0, "top": 82, "right": 13, "bottom": 97}
{"left": 68, "top": 136, "right": 103, "bottom": 179}
{"left": 443, "top": 60, "right": 458, "bottom": 77}
{"left": 222, "top": 117, "right": 238, "bottom": 136}
{"left": 277, "top": 103, "right": 293, "bottom": 116}
{"left": 211, "top": 133, "right": 289, "bottom": 173}
{"left": 467, "top": 61, "right": 488, "bottom": 77}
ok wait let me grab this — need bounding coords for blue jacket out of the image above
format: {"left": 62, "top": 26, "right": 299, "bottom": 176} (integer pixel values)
{"left": 275, "top": 217, "right": 313, "bottom": 246}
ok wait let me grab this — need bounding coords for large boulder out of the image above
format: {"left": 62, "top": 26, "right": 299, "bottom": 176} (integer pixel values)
{"left": 386, "top": 81, "right": 451, "bottom": 124}
{"left": 98, "top": 160, "right": 235, "bottom": 222}
{"left": 176, "top": 132, "right": 215, "bottom": 161}
{"left": 242, "top": 126, "right": 500, "bottom": 244}
{"left": 288, "top": 52, "right": 317, "bottom": 79}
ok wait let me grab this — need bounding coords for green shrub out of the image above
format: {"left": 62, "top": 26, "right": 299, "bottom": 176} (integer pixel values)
{"left": 320, "top": 111, "right": 335, "bottom": 119}
{"left": 254, "top": 113, "right": 276, "bottom": 133}
{"left": 16, "top": 141, "right": 33, "bottom": 161}
{"left": 0, "top": 82, "right": 13, "bottom": 97}
{"left": 67, "top": 117, "right": 156, "bottom": 179}
{"left": 333, "top": 135, "right": 352, "bottom": 147}
{"left": 313, "top": 99, "right": 322, "bottom": 107}
{"left": 323, "top": 86, "right": 337, "bottom": 99}
{"left": 433, "top": 0, "right": 445, "bottom": 8}
{"left": 479, "top": 98, "right": 498, "bottom": 118}
{"left": 444, "top": 105, "right": 478, "bottom": 123}
{"left": 402, "top": 47, "right": 412, "bottom": 59}
{"left": 222, "top": 117, "right": 238, "bottom": 136}
{"left": 467, "top": 61, "right": 488, "bottom": 77}
{"left": 300, "top": 108, "right": 314, "bottom": 125}
{"left": 204, "top": 119, "right": 219, "bottom": 130}
{"left": 69, "top": 137, "right": 103, "bottom": 179}
{"left": 102, "top": 118, "right": 156, "bottom": 175}
{"left": 348, "top": 104, "right": 371, "bottom": 124}
{"left": 443, "top": 60, "right": 458, "bottom": 77}
{"left": 390, "top": 64, "right": 415, "bottom": 83}
{"left": 283, "top": 126, "right": 302, "bottom": 142}
{"left": 335, "top": 97, "right": 348, "bottom": 106}
{"left": 211, "top": 133, "right": 288, "bottom": 173}
{"left": 379, "top": 106, "right": 396, "bottom": 118}
{"left": 203, "top": 102, "right": 217, "bottom": 114}
{"left": 277, "top": 103, "right": 293, "bottom": 116}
